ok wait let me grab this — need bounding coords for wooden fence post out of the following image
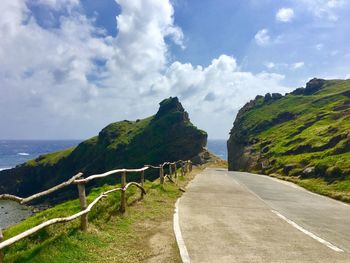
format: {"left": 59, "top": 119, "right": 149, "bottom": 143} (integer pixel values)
{"left": 120, "top": 171, "right": 126, "bottom": 213}
{"left": 140, "top": 170, "right": 145, "bottom": 198}
{"left": 0, "top": 228, "right": 4, "bottom": 263}
{"left": 169, "top": 164, "right": 173, "bottom": 179}
{"left": 77, "top": 183, "right": 88, "bottom": 231}
{"left": 160, "top": 166, "right": 164, "bottom": 185}
{"left": 189, "top": 160, "right": 193, "bottom": 172}
{"left": 181, "top": 162, "right": 185, "bottom": 176}
{"left": 174, "top": 163, "right": 177, "bottom": 178}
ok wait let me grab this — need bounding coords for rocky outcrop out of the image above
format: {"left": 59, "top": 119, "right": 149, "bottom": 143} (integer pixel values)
{"left": 291, "top": 78, "right": 326, "bottom": 95}
{"left": 0, "top": 97, "right": 207, "bottom": 203}
{"left": 227, "top": 78, "right": 350, "bottom": 182}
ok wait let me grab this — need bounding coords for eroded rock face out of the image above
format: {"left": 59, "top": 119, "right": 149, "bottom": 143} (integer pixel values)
{"left": 304, "top": 78, "right": 326, "bottom": 95}
{"left": 0, "top": 97, "right": 207, "bottom": 203}
{"left": 155, "top": 97, "right": 187, "bottom": 120}
{"left": 227, "top": 78, "right": 350, "bottom": 181}
{"left": 291, "top": 78, "right": 326, "bottom": 95}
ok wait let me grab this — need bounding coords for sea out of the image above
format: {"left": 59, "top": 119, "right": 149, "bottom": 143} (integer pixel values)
{"left": 207, "top": 139, "right": 227, "bottom": 160}
{"left": 0, "top": 140, "right": 82, "bottom": 171}
{"left": 0, "top": 140, "right": 81, "bottom": 229}
{"left": 0, "top": 139, "right": 227, "bottom": 229}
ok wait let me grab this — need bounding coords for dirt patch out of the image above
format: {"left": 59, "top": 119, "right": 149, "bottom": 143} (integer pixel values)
{"left": 144, "top": 221, "right": 181, "bottom": 263}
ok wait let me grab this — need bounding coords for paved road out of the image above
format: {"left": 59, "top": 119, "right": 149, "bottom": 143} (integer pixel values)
{"left": 177, "top": 168, "right": 350, "bottom": 262}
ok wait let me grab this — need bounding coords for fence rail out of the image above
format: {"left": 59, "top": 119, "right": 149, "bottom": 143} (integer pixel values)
{"left": 0, "top": 160, "right": 192, "bottom": 262}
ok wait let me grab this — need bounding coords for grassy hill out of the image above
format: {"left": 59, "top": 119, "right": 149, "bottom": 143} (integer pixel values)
{"left": 2, "top": 159, "right": 227, "bottom": 263}
{"left": 228, "top": 78, "right": 350, "bottom": 202}
{"left": 1, "top": 166, "right": 196, "bottom": 262}
{"left": 0, "top": 97, "right": 207, "bottom": 204}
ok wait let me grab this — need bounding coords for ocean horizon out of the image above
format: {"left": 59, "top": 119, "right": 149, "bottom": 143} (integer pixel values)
{"left": 0, "top": 139, "right": 227, "bottom": 228}
{"left": 0, "top": 139, "right": 227, "bottom": 171}
{"left": 0, "top": 140, "right": 82, "bottom": 171}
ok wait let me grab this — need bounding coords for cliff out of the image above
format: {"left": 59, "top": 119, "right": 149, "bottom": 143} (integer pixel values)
{"left": 228, "top": 79, "right": 350, "bottom": 186}
{"left": 0, "top": 97, "right": 207, "bottom": 202}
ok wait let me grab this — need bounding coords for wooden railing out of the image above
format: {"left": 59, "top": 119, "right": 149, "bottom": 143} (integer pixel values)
{"left": 0, "top": 160, "right": 192, "bottom": 262}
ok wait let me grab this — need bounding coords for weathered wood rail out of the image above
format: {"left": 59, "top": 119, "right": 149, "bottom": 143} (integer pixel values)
{"left": 0, "top": 160, "right": 192, "bottom": 262}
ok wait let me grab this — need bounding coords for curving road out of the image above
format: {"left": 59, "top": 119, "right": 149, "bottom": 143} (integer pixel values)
{"left": 177, "top": 168, "right": 350, "bottom": 262}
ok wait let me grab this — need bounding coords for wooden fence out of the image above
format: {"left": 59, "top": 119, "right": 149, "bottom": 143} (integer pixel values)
{"left": 0, "top": 160, "right": 192, "bottom": 262}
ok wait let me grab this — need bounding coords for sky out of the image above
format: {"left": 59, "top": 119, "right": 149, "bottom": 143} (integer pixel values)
{"left": 1, "top": 0, "right": 349, "bottom": 140}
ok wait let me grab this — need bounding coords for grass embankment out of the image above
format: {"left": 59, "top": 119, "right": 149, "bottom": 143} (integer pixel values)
{"left": 269, "top": 173, "right": 350, "bottom": 203}
{"left": 228, "top": 79, "right": 350, "bottom": 203}
{"left": 2, "top": 163, "right": 221, "bottom": 263}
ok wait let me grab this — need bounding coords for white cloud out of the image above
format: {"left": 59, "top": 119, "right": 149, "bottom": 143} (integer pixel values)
{"left": 291, "top": 62, "right": 305, "bottom": 70}
{"left": 0, "top": 1, "right": 28, "bottom": 36}
{"left": 326, "top": 0, "right": 345, "bottom": 8}
{"left": 34, "top": 0, "right": 79, "bottom": 10}
{"left": 265, "top": 62, "right": 275, "bottom": 69}
{"left": 254, "top": 31, "right": 284, "bottom": 47}
{"left": 165, "top": 26, "right": 185, "bottom": 49}
{"left": 0, "top": 0, "right": 290, "bottom": 139}
{"left": 264, "top": 61, "right": 306, "bottom": 71}
{"left": 156, "top": 55, "right": 289, "bottom": 136}
{"left": 276, "top": 8, "right": 294, "bottom": 22}
{"left": 254, "top": 28, "right": 270, "bottom": 46}
{"left": 299, "top": 0, "right": 346, "bottom": 21}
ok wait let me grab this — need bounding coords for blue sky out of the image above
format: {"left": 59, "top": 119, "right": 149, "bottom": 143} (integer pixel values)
{"left": 173, "top": 0, "right": 350, "bottom": 84}
{"left": 0, "top": 0, "right": 349, "bottom": 139}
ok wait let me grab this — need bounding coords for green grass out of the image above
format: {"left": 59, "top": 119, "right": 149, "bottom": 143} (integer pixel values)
{"left": 269, "top": 174, "right": 350, "bottom": 203}
{"left": 25, "top": 147, "right": 76, "bottom": 167}
{"left": 2, "top": 166, "right": 205, "bottom": 263}
{"left": 3, "top": 97, "right": 207, "bottom": 201}
{"left": 100, "top": 117, "right": 153, "bottom": 150}
{"left": 229, "top": 79, "right": 350, "bottom": 202}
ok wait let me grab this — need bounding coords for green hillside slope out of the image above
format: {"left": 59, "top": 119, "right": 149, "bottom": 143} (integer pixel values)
{"left": 228, "top": 79, "right": 350, "bottom": 201}
{"left": 2, "top": 165, "right": 206, "bottom": 263}
{"left": 0, "top": 97, "right": 207, "bottom": 203}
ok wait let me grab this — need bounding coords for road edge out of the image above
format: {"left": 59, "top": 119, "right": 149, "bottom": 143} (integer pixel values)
{"left": 173, "top": 198, "right": 190, "bottom": 263}
{"left": 239, "top": 171, "right": 350, "bottom": 207}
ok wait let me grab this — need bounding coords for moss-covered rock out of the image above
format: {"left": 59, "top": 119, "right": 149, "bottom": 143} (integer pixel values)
{"left": 0, "top": 97, "right": 207, "bottom": 203}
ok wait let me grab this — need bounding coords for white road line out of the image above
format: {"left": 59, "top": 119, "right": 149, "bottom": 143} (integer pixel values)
{"left": 271, "top": 210, "right": 344, "bottom": 252}
{"left": 239, "top": 171, "right": 350, "bottom": 207}
{"left": 174, "top": 198, "right": 191, "bottom": 263}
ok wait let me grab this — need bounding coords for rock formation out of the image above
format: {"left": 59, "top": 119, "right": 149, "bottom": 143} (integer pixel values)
{"left": 0, "top": 97, "right": 207, "bottom": 203}
{"left": 228, "top": 78, "right": 350, "bottom": 182}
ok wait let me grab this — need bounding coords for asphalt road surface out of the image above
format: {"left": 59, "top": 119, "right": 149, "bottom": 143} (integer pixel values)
{"left": 177, "top": 168, "right": 350, "bottom": 263}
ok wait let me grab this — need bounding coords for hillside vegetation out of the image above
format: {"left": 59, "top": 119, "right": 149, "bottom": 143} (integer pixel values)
{"left": 0, "top": 97, "right": 207, "bottom": 203}
{"left": 228, "top": 79, "right": 350, "bottom": 202}
{"left": 2, "top": 165, "right": 206, "bottom": 263}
